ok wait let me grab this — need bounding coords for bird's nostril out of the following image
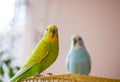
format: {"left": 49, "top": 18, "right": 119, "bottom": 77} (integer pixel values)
{"left": 50, "top": 29, "right": 55, "bottom": 33}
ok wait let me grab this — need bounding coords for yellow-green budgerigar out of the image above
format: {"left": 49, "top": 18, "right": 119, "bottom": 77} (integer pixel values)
{"left": 10, "top": 24, "right": 59, "bottom": 82}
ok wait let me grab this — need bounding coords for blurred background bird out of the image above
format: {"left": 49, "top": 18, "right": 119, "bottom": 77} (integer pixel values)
{"left": 10, "top": 24, "right": 59, "bottom": 82}
{"left": 66, "top": 35, "right": 91, "bottom": 75}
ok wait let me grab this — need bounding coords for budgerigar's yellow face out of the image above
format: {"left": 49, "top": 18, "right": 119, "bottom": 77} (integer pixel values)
{"left": 43, "top": 24, "right": 58, "bottom": 43}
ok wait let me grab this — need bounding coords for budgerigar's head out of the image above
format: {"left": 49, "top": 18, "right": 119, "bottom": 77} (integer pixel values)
{"left": 43, "top": 24, "right": 58, "bottom": 43}
{"left": 71, "top": 35, "right": 85, "bottom": 48}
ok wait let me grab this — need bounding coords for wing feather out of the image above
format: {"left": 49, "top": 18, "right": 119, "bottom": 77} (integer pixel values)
{"left": 10, "top": 40, "right": 49, "bottom": 81}
{"left": 22, "top": 40, "right": 49, "bottom": 68}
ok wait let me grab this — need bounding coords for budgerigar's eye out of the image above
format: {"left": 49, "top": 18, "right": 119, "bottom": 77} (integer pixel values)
{"left": 78, "top": 38, "right": 81, "bottom": 41}
{"left": 46, "top": 28, "right": 48, "bottom": 31}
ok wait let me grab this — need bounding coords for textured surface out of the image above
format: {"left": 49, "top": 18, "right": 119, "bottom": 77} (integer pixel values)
{"left": 24, "top": 73, "right": 120, "bottom": 82}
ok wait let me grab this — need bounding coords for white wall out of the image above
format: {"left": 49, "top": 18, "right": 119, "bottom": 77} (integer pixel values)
{"left": 23, "top": 0, "right": 120, "bottom": 79}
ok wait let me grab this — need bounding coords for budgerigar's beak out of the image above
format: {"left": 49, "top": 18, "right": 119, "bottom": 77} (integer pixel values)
{"left": 50, "top": 29, "right": 55, "bottom": 37}
{"left": 73, "top": 39, "right": 77, "bottom": 46}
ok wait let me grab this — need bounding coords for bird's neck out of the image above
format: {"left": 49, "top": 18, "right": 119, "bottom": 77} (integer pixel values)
{"left": 71, "top": 46, "right": 86, "bottom": 51}
{"left": 43, "top": 37, "right": 59, "bottom": 44}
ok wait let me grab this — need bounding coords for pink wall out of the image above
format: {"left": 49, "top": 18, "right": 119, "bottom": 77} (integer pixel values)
{"left": 44, "top": 0, "right": 120, "bottom": 79}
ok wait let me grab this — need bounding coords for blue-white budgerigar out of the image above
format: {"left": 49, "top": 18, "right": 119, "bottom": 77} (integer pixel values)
{"left": 66, "top": 35, "right": 91, "bottom": 75}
